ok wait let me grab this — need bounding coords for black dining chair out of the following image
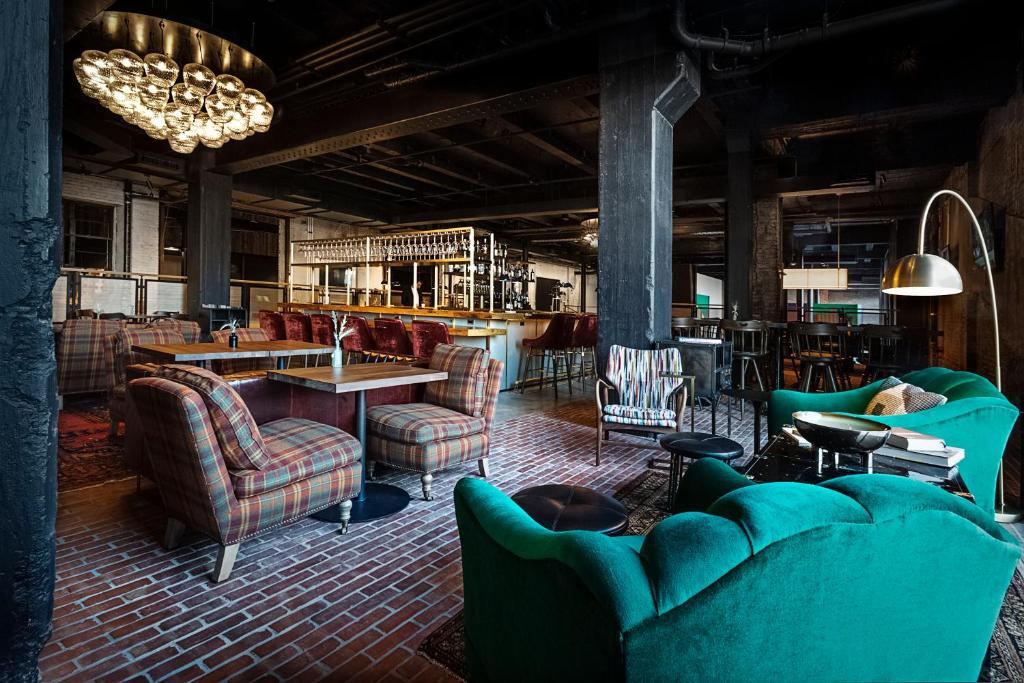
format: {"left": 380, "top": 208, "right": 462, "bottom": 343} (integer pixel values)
{"left": 671, "top": 317, "right": 703, "bottom": 338}
{"left": 859, "top": 325, "right": 910, "bottom": 386}
{"left": 789, "top": 322, "right": 846, "bottom": 393}
{"left": 719, "top": 320, "right": 770, "bottom": 392}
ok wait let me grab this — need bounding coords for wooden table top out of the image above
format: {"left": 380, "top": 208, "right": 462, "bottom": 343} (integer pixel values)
{"left": 132, "top": 340, "right": 331, "bottom": 361}
{"left": 267, "top": 364, "right": 447, "bottom": 393}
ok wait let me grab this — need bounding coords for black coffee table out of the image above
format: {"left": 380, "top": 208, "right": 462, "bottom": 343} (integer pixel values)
{"left": 512, "top": 484, "right": 629, "bottom": 536}
{"left": 740, "top": 435, "right": 973, "bottom": 502}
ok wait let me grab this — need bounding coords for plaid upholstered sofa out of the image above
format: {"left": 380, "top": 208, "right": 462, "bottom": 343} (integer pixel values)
{"left": 367, "top": 344, "right": 503, "bottom": 501}
{"left": 129, "top": 365, "right": 362, "bottom": 582}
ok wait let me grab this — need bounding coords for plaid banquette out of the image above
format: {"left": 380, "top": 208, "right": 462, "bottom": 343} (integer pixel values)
{"left": 211, "top": 328, "right": 275, "bottom": 375}
{"left": 150, "top": 318, "right": 201, "bottom": 343}
{"left": 57, "top": 318, "right": 125, "bottom": 394}
{"left": 128, "top": 374, "right": 362, "bottom": 554}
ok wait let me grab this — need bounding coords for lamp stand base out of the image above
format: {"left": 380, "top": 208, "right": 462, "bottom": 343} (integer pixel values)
{"left": 995, "top": 505, "right": 1022, "bottom": 524}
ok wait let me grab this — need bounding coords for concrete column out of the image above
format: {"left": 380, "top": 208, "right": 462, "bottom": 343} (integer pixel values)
{"left": 186, "top": 150, "right": 233, "bottom": 333}
{"left": 726, "top": 129, "right": 754, "bottom": 319}
{"left": 0, "top": 0, "right": 61, "bottom": 677}
{"left": 597, "top": 18, "right": 700, "bottom": 369}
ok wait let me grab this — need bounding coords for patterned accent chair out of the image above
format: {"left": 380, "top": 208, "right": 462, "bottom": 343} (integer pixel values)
{"left": 596, "top": 345, "right": 689, "bottom": 465}
{"left": 411, "top": 320, "right": 452, "bottom": 360}
{"left": 258, "top": 310, "right": 286, "bottom": 341}
{"left": 211, "top": 328, "right": 275, "bottom": 375}
{"left": 57, "top": 318, "right": 126, "bottom": 397}
{"left": 104, "top": 326, "right": 185, "bottom": 436}
{"left": 370, "top": 318, "right": 415, "bottom": 362}
{"left": 129, "top": 365, "right": 362, "bottom": 582}
{"left": 367, "top": 344, "right": 503, "bottom": 501}
{"left": 342, "top": 316, "right": 376, "bottom": 364}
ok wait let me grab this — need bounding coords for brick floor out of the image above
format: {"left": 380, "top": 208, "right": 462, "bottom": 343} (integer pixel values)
{"left": 41, "top": 391, "right": 756, "bottom": 682}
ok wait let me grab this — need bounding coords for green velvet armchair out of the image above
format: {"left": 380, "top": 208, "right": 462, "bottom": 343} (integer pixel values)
{"left": 768, "top": 367, "right": 1019, "bottom": 514}
{"left": 454, "top": 460, "right": 1018, "bottom": 682}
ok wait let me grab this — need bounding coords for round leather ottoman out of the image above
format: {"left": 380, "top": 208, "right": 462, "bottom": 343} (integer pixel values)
{"left": 659, "top": 432, "right": 745, "bottom": 507}
{"left": 512, "top": 484, "right": 628, "bottom": 536}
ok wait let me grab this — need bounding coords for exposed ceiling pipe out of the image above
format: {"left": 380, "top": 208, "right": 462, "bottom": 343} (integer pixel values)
{"left": 671, "top": 0, "right": 969, "bottom": 56}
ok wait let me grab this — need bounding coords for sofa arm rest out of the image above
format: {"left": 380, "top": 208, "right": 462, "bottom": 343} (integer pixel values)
{"left": 767, "top": 380, "right": 890, "bottom": 436}
{"left": 672, "top": 458, "right": 755, "bottom": 514}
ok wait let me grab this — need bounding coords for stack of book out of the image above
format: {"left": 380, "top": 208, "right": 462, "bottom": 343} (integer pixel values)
{"left": 876, "top": 428, "right": 964, "bottom": 468}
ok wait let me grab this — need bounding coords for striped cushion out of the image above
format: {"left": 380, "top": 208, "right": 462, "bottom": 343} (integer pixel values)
{"left": 603, "top": 404, "right": 677, "bottom": 428}
{"left": 606, "top": 345, "right": 684, "bottom": 411}
{"left": 368, "top": 432, "right": 488, "bottom": 474}
{"left": 367, "top": 403, "right": 486, "bottom": 445}
{"left": 865, "top": 381, "right": 947, "bottom": 416}
{"left": 230, "top": 417, "right": 361, "bottom": 498}
{"left": 424, "top": 344, "right": 489, "bottom": 416}
{"left": 155, "top": 364, "right": 270, "bottom": 471}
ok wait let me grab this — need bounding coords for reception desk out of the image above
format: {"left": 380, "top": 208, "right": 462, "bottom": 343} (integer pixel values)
{"left": 279, "top": 303, "right": 554, "bottom": 390}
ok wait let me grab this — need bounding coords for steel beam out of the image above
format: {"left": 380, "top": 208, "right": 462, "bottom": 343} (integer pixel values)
{"left": 216, "top": 74, "right": 599, "bottom": 174}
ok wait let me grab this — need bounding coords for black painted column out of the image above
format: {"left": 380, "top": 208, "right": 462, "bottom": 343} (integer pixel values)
{"left": 0, "top": 0, "right": 61, "bottom": 678}
{"left": 597, "top": 19, "right": 700, "bottom": 370}
{"left": 726, "top": 128, "right": 754, "bottom": 319}
{"left": 186, "top": 150, "right": 233, "bottom": 333}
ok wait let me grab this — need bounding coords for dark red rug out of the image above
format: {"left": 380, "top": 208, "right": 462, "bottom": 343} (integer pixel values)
{"left": 58, "top": 396, "right": 132, "bottom": 491}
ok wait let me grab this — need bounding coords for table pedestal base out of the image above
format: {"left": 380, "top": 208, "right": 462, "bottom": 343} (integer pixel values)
{"left": 349, "top": 483, "right": 411, "bottom": 522}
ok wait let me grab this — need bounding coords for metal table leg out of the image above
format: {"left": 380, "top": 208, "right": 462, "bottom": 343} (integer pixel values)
{"left": 313, "top": 389, "right": 411, "bottom": 524}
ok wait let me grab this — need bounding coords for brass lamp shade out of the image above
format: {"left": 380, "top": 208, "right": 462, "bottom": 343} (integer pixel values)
{"left": 881, "top": 253, "right": 963, "bottom": 296}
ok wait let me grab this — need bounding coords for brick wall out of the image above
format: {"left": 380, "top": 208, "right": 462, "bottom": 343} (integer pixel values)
{"left": 750, "top": 196, "right": 782, "bottom": 320}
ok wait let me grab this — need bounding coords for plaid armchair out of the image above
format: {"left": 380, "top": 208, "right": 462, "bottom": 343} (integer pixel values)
{"left": 366, "top": 344, "right": 503, "bottom": 501}
{"left": 104, "top": 327, "right": 186, "bottom": 436}
{"left": 57, "top": 318, "right": 126, "bottom": 396}
{"left": 596, "top": 345, "right": 688, "bottom": 465}
{"left": 129, "top": 365, "right": 362, "bottom": 582}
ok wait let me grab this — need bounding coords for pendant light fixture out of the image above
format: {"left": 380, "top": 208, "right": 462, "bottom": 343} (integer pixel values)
{"left": 72, "top": 18, "right": 274, "bottom": 155}
{"left": 782, "top": 194, "right": 850, "bottom": 290}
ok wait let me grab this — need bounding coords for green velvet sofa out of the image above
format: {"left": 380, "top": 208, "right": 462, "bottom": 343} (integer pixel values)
{"left": 454, "top": 460, "right": 1018, "bottom": 682}
{"left": 768, "top": 367, "right": 1019, "bottom": 514}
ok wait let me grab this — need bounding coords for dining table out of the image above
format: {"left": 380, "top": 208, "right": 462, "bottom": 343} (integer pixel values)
{"left": 132, "top": 340, "right": 332, "bottom": 369}
{"left": 267, "top": 363, "right": 448, "bottom": 523}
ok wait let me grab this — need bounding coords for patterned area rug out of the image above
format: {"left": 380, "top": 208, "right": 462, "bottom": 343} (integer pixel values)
{"left": 417, "top": 469, "right": 1024, "bottom": 682}
{"left": 58, "top": 397, "right": 132, "bottom": 491}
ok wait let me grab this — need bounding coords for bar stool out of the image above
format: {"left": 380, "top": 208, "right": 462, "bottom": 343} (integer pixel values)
{"left": 309, "top": 313, "right": 334, "bottom": 366}
{"left": 281, "top": 312, "right": 313, "bottom": 367}
{"left": 342, "top": 316, "right": 376, "bottom": 364}
{"left": 371, "top": 318, "right": 415, "bottom": 362}
{"left": 790, "top": 322, "right": 845, "bottom": 393}
{"left": 517, "top": 313, "right": 578, "bottom": 396}
{"left": 570, "top": 313, "right": 597, "bottom": 384}
{"left": 671, "top": 317, "right": 703, "bottom": 338}
{"left": 859, "top": 324, "right": 910, "bottom": 386}
{"left": 258, "top": 310, "right": 286, "bottom": 341}
{"left": 697, "top": 318, "right": 721, "bottom": 339}
{"left": 411, "top": 320, "right": 452, "bottom": 360}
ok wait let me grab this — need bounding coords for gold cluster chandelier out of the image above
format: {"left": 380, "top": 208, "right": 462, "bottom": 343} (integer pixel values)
{"left": 73, "top": 48, "right": 274, "bottom": 154}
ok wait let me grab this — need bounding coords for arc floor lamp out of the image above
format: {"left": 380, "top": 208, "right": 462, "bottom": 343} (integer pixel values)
{"left": 882, "top": 188, "right": 1018, "bottom": 523}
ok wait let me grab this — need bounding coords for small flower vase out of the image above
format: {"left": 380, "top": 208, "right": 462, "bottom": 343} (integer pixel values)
{"left": 331, "top": 342, "right": 344, "bottom": 368}
{"left": 228, "top": 332, "right": 238, "bottom": 348}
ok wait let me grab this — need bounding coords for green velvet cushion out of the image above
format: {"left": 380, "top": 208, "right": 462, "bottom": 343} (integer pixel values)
{"left": 671, "top": 457, "right": 755, "bottom": 514}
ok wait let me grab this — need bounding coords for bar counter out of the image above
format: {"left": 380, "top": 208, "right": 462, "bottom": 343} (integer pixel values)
{"left": 279, "top": 302, "right": 556, "bottom": 390}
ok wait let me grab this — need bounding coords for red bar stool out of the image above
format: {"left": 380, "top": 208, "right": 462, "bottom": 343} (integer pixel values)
{"left": 281, "top": 312, "right": 313, "bottom": 367}
{"left": 517, "top": 312, "right": 578, "bottom": 397}
{"left": 341, "top": 316, "right": 376, "bottom": 364}
{"left": 370, "top": 318, "right": 414, "bottom": 362}
{"left": 412, "top": 320, "right": 452, "bottom": 360}
{"left": 309, "top": 313, "right": 335, "bottom": 366}
{"left": 570, "top": 313, "right": 598, "bottom": 384}
{"left": 258, "top": 310, "right": 286, "bottom": 341}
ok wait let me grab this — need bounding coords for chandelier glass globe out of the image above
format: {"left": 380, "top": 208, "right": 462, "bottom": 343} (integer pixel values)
{"left": 108, "top": 49, "right": 145, "bottom": 84}
{"left": 182, "top": 63, "right": 216, "bottom": 95}
{"left": 215, "top": 74, "right": 244, "bottom": 103}
{"left": 143, "top": 53, "right": 178, "bottom": 88}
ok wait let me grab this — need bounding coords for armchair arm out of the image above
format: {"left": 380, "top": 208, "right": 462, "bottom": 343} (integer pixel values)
{"left": 595, "top": 378, "right": 615, "bottom": 411}
{"left": 663, "top": 372, "right": 695, "bottom": 432}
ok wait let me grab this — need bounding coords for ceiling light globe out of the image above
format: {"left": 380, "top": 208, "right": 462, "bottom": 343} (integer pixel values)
{"left": 108, "top": 49, "right": 145, "bottom": 85}
{"left": 881, "top": 253, "right": 964, "bottom": 296}
{"left": 80, "top": 50, "right": 112, "bottom": 80}
{"left": 143, "top": 53, "right": 179, "bottom": 88}
{"left": 163, "top": 101, "right": 194, "bottom": 134}
{"left": 168, "top": 128, "right": 199, "bottom": 154}
{"left": 214, "top": 74, "right": 244, "bottom": 103}
{"left": 204, "top": 93, "right": 234, "bottom": 123}
{"left": 182, "top": 63, "right": 216, "bottom": 96}
{"left": 237, "top": 88, "right": 266, "bottom": 114}
{"left": 248, "top": 102, "right": 274, "bottom": 128}
{"left": 193, "top": 112, "right": 223, "bottom": 143}
{"left": 225, "top": 110, "right": 249, "bottom": 134}
{"left": 139, "top": 79, "right": 169, "bottom": 109}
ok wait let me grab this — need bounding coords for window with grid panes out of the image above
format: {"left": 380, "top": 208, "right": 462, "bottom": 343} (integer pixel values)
{"left": 63, "top": 200, "right": 114, "bottom": 270}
